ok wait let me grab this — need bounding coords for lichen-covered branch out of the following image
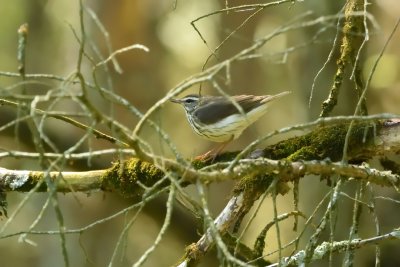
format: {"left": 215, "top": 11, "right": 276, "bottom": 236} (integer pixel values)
{"left": 320, "top": 0, "right": 368, "bottom": 117}
{"left": 271, "top": 229, "right": 400, "bottom": 267}
{"left": 1, "top": 119, "right": 399, "bottom": 196}
{"left": 0, "top": 168, "right": 105, "bottom": 192}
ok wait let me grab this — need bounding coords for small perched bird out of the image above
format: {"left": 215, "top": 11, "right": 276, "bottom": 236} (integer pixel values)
{"left": 171, "top": 91, "right": 290, "bottom": 160}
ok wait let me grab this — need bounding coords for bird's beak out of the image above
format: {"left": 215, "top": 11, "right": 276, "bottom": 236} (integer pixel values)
{"left": 170, "top": 98, "right": 180, "bottom": 103}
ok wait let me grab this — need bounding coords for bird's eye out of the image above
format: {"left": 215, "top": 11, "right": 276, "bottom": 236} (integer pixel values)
{"left": 185, "top": 98, "right": 196, "bottom": 104}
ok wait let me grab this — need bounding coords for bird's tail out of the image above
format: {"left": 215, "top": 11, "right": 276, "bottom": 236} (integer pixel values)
{"left": 261, "top": 91, "right": 291, "bottom": 104}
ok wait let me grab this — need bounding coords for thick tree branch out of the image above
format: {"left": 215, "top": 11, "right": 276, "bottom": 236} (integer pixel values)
{"left": 0, "top": 119, "right": 399, "bottom": 195}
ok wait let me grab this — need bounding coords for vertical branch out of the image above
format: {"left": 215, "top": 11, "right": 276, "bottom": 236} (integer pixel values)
{"left": 17, "top": 24, "right": 28, "bottom": 82}
{"left": 320, "top": 0, "right": 367, "bottom": 117}
{"left": 303, "top": 179, "right": 343, "bottom": 264}
{"left": 272, "top": 178, "right": 283, "bottom": 266}
{"left": 368, "top": 185, "right": 381, "bottom": 266}
{"left": 16, "top": 23, "right": 49, "bottom": 168}
{"left": 292, "top": 179, "right": 299, "bottom": 231}
{"left": 343, "top": 183, "right": 365, "bottom": 266}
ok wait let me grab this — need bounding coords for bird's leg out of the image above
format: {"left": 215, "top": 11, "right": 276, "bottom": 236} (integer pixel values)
{"left": 195, "top": 136, "right": 233, "bottom": 162}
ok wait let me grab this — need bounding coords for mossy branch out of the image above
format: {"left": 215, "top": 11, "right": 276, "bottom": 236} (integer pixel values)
{"left": 1, "top": 119, "right": 399, "bottom": 197}
{"left": 320, "top": 0, "right": 368, "bottom": 117}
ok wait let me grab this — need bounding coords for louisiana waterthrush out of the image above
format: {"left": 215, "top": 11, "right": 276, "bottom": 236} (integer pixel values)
{"left": 171, "top": 91, "right": 290, "bottom": 159}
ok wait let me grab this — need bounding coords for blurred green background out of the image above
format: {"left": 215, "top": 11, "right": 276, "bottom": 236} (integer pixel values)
{"left": 0, "top": 0, "right": 399, "bottom": 266}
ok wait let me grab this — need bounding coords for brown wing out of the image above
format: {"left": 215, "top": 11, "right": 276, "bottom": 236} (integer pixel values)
{"left": 193, "top": 95, "right": 266, "bottom": 125}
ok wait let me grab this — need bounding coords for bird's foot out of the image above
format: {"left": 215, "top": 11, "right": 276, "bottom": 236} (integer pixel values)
{"left": 194, "top": 140, "right": 232, "bottom": 163}
{"left": 194, "top": 150, "right": 218, "bottom": 162}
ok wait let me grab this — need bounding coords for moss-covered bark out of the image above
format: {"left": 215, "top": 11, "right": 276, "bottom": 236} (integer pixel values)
{"left": 102, "top": 158, "right": 166, "bottom": 198}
